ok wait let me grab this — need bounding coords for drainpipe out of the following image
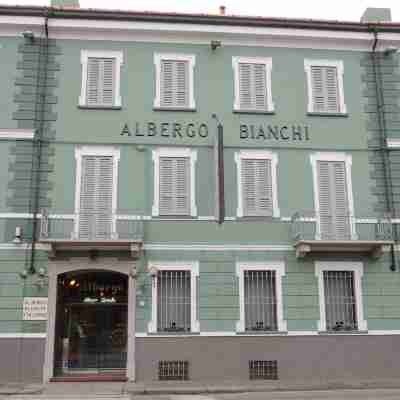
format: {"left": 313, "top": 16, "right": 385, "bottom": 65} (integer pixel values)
{"left": 29, "top": 10, "right": 49, "bottom": 273}
{"left": 370, "top": 28, "right": 397, "bottom": 271}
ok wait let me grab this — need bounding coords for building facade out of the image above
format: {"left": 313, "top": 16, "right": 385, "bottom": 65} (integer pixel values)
{"left": 1, "top": 3, "right": 400, "bottom": 384}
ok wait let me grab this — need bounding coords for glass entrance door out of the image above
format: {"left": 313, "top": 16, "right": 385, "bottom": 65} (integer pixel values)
{"left": 54, "top": 271, "right": 128, "bottom": 376}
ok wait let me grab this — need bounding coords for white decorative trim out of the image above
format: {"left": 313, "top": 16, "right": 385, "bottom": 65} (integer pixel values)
{"left": 0, "top": 333, "right": 46, "bottom": 338}
{"left": 310, "top": 152, "right": 356, "bottom": 240}
{"left": 387, "top": 138, "right": 400, "bottom": 148}
{"left": 147, "top": 261, "right": 200, "bottom": 334}
{"left": 152, "top": 147, "right": 197, "bottom": 217}
{"left": 74, "top": 146, "right": 120, "bottom": 239}
{"left": 79, "top": 50, "right": 123, "bottom": 107}
{"left": 235, "top": 150, "right": 280, "bottom": 218}
{"left": 153, "top": 53, "right": 196, "bottom": 109}
{"left": 0, "top": 129, "right": 35, "bottom": 139}
{"left": 315, "top": 261, "right": 367, "bottom": 332}
{"left": 232, "top": 56, "right": 274, "bottom": 112}
{"left": 236, "top": 261, "right": 286, "bottom": 333}
{"left": 144, "top": 243, "right": 293, "bottom": 251}
{"left": 304, "top": 59, "right": 346, "bottom": 114}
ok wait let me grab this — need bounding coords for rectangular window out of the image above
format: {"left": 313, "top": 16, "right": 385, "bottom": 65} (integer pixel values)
{"left": 304, "top": 60, "right": 346, "bottom": 114}
{"left": 232, "top": 57, "right": 274, "bottom": 112}
{"left": 154, "top": 54, "right": 196, "bottom": 110}
{"left": 244, "top": 270, "right": 277, "bottom": 331}
{"left": 157, "top": 270, "right": 191, "bottom": 332}
{"left": 235, "top": 151, "right": 279, "bottom": 218}
{"left": 317, "top": 160, "right": 350, "bottom": 239}
{"left": 74, "top": 146, "right": 120, "bottom": 240}
{"left": 236, "top": 262, "right": 286, "bottom": 332}
{"left": 315, "top": 262, "right": 366, "bottom": 332}
{"left": 79, "top": 50, "right": 123, "bottom": 108}
{"left": 152, "top": 148, "right": 197, "bottom": 217}
{"left": 148, "top": 262, "right": 200, "bottom": 333}
{"left": 323, "top": 270, "right": 357, "bottom": 331}
{"left": 159, "top": 157, "right": 190, "bottom": 216}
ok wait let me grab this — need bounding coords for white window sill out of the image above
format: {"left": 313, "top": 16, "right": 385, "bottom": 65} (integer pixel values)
{"left": 78, "top": 105, "right": 122, "bottom": 110}
{"left": 307, "top": 112, "right": 348, "bottom": 117}
{"left": 233, "top": 109, "right": 275, "bottom": 115}
{"left": 153, "top": 106, "right": 196, "bottom": 112}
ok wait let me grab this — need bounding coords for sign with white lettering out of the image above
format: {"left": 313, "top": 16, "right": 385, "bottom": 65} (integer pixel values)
{"left": 23, "top": 297, "right": 48, "bottom": 321}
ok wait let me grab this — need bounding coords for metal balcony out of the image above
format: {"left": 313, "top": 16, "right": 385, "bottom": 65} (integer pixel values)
{"left": 290, "top": 212, "right": 393, "bottom": 258}
{"left": 39, "top": 210, "right": 144, "bottom": 257}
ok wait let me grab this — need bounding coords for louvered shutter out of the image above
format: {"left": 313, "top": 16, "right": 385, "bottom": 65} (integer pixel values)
{"left": 242, "top": 159, "right": 273, "bottom": 216}
{"left": 317, "top": 161, "right": 350, "bottom": 239}
{"left": 311, "top": 66, "right": 339, "bottom": 113}
{"left": 239, "top": 63, "right": 267, "bottom": 111}
{"left": 86, "top": 57, "right": 115, "bottom": 106}
{"left": 79, "top": 155, "right": 114, "bottom": 239}
{"left": 159, "top": 157, "right": 190, "bottom": 215}
{"left": 160, "top": 60, "right": 189, "bottom": 108}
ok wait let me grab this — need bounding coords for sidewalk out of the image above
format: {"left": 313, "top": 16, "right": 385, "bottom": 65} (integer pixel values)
{"left": 2, "top": 379, "right": 400, "bottom": 398}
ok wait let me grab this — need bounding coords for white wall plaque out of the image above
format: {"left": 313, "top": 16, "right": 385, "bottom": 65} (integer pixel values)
{"left": 23, "top": 297, "right": 48, "bottom": 321}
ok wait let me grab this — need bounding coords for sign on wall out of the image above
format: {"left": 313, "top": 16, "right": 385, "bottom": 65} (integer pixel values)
{"left": 23, "top": 297, "right": 48, "bottom": 321}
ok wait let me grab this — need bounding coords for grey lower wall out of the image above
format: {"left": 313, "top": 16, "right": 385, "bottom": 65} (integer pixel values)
{"left": 0, "top": 338, "right": 45, "bottom": 383}
{"left": 136, "top": 335, "right": 400, "bottom": 383}
{"left": 2, "top": 335, "right": 400, "bottom": 384}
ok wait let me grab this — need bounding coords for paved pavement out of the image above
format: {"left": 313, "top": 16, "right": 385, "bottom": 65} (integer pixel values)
{"left": 5, "top": 388, "right": 400, "bottom": 400}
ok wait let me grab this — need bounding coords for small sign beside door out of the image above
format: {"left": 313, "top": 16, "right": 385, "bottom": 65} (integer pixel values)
{"left": 23, "top": 297, "right": 48, "bottom": 320}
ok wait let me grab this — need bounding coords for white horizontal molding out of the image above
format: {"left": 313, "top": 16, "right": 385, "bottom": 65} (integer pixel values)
{"left": 144, "top": 243, "right": 293, "bottom": 251}
{"left": 387, "top": 138, "right": 400, "bottom": 148}
{"left": 0, "top": 129, "right": 35, "bottom": 140}
{"left": 0, "top": 333, "right": 46, "bottom": 338}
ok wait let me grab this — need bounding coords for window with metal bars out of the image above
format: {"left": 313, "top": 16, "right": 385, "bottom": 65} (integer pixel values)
{"left": 323, "top": 270, "right": 357, "bottom": 331}
{"left": 244, "top": 270, "right": 277, "bottom": 331}
{"left": 249, "top": 360, "right": 278, "bottom": 380}
{"left": 157, "top": 270, "right": 191, "bottom": 332}
{"left": 158, "top": 360, "right": 189, "bottom": 381}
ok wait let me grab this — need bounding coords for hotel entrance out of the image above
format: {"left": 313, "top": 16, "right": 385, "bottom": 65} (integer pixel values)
{"left": 53, "top": 271, "right": 128, "bottom": 377}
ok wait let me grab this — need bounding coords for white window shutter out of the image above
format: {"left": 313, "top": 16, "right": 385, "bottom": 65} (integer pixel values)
{"left": 239, "top": 63, "right": 267, "bottom": 111}
{"left": 161, "top": 60, "right": 189, "bottom": 108}
{"left": 242, "top": 159, "right": 273, "bottom": 216}
{"left": 317, "top": 161, "right": 350, "bottom": 239}
{"left": 79, "top": 155, "right": 114, "bottom": 239}
{"left": 311, "top": 66, "right": 339, "bottom": 113}
{"left": 159, "top": 157, "right": 190, "bottom": 215}
{"left": 86, "top": 58, "right": 115, "bottom": 106}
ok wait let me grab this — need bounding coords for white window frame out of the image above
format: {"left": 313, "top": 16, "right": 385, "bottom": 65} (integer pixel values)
{"left": 79, "top": 50, "right": 123, "bottom": 107}
{"left": 310, "top": 152, "right": 356, "bottom": 240}
{"left": 315, "top": 261, "right": 367, "bottom": 332}
{"left": 153, "top": 53, "right": 196, "bottom": 110}
{"left": 236, "top": 261, "right": 286, "bottom": 332}
{"left": 304, "top": 59, "right": 346, "bottom": 114}
{"left": 148, "top": 261, "right": 200, "bottom": 333}
{"left": 234, "top": 150, "right": 280, "bottom": 218}
{"left": 152, "top": 147, "right": 197, "bottom": 217}
{"left": 232, "top": 56, "right": 274, "bottom": 112}
{"left": 74, "top": 146, "right": 120, "bottom": 239}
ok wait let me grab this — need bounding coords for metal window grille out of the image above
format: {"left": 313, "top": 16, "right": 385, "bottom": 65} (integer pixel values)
{"left": 158, "top": 360, "right": 189, "bottom": 381}
{"left": 323, "top": 271, "right": 357, "bottom": 331}
{"left": 249, "top": 360, "right": 278, "bottom": 380}
{"left": 244, "top": 270, "right": 277, "bottom": 331}
{"left": 157, "top": 270, "right": 191, "bottom": 332}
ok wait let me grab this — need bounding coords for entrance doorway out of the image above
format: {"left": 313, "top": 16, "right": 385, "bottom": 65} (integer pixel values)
{"left": 53, "top": 271, "right": 128, "bottom": 377}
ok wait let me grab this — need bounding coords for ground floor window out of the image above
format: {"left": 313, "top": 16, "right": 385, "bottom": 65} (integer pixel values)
{"left": 315, "top": 261, "right": 367, "bottom": 332}
{"left": 53, "top": 271, "right": 128, "bottom": 376}
{"left": 236, "top": 262, "right": 286, "bottom": 332}
{"left": 148, "top": 262, "right": 200, "bottom": 333}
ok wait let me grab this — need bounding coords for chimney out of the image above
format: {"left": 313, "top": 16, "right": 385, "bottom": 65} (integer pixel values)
{"left": 51, "top": 0, "right": 80, "bottom": 8}
{"left": 361, "top": 7, "right": 391, "bottom": 23}
{"left": 219, "top": 5, "right": 226, "bottom": 16}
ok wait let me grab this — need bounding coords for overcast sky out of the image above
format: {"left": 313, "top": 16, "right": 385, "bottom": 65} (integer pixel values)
{"left": 1, "top": 0, "right": 400, "bottom": 22}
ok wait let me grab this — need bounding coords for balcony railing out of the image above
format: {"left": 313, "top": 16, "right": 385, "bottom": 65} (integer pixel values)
{"left": 290, "top": 212, "right": 393, "bottom": 258}
{"left": 40, "top": 211, "right": 144, "bottom": 243}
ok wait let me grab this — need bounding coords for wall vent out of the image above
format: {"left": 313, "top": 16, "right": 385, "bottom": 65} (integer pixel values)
{"left": 249, "top": 360, "right": 278, "bottom": 380}
{"left": 158, "top": 360, "right": 189, "bottom": 381}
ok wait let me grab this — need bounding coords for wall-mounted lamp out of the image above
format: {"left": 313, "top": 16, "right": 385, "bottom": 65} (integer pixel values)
{"left": 211, "top": 40, "right": 222, "bottom": 51}
{"left": 13, "top": 226, "right": 22, "bottom": 244}
{"left": 22, "top": 31, "right": 35, "bottom": 42}
{"left": 384, "top": 46, "right": 399, "bottom": 56}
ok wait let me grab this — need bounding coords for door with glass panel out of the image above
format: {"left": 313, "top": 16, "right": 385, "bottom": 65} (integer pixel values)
{"left": 53, "top": 271, "right": 127, "bottom": 376}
